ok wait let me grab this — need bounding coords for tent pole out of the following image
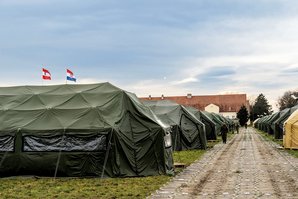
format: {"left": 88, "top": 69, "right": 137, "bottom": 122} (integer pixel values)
{"left": 54, "top": 131, "right": 65, "bottom": 179}
{"left": 54, "top": 150, "right": 62, "bottom": 179}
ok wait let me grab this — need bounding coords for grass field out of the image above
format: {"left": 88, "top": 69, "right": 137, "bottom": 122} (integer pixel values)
{"left": 0, "top": 176, "right": 172, "bottom": 199}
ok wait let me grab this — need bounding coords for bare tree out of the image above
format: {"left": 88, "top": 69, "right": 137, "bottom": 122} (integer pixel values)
{"left": 277, "top": 90, "right": 298, "bottom": 111}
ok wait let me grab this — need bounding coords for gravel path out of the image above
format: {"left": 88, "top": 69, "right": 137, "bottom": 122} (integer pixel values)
{"left": 150, "top": 127, "right": 298, "bottom": 199}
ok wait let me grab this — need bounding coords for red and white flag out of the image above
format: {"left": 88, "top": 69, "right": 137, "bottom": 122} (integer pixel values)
{"left": 42, "top": 68, "right": 51, "bottom": 80}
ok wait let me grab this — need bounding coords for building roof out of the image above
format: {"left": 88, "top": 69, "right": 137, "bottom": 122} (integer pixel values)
{"left": 140, "top": 94, "right": 248, "bottom": 113}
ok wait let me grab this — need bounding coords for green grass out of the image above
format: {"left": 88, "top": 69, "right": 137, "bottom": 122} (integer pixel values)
{"left": 257, "top": 129, "right": 283, "bottom": 145}
{"left": 256, "top": 129, "right": 298, "bottom": 158}
{"left": 0, "top": 176, "right": 171, "bottom": 199}
{"left": 173, "top": 149, "right": 205, "bottom": 166}
{"left": 173, "top": 131, "right": 236, "bottom": 166}
{"left": 0, "top": 138, "right": 225, "bottom": 199}
{"left": 287, "top": 150, "right": 298, "bottom": 158}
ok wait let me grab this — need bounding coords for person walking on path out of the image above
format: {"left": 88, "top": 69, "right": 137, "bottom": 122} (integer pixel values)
{"left": 235, "top": 123, "right": 239, "bottom": 134}
{"left": 220, "top": 123, "right": 228, "bottom": 144}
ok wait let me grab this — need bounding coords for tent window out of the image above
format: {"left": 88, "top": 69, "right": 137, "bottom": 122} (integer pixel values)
{"left": 23, "top": 134, "right": 107, "bottom": 152}
{"left": 0, "top": 136, "right": 15, "bottom": 152}
{"left": 164, "top": 132, "right": 172, "bottom": 148}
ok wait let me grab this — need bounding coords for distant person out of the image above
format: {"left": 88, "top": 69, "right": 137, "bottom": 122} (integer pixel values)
{"left": 220, "top": 123, "right": 228, "bottom": 144}
{"left": 245, "top": 123, "right": 247, "bottom": 129}
{"left": 236, "top": 123, "right": 239, "bottom": 134}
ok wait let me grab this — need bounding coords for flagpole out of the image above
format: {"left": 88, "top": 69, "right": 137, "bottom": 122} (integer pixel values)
{"left": 65, "top": 68, "right": 67, "bottom": 85}
{"left": 41, "top": 67, "right": 44, "bottom": 86}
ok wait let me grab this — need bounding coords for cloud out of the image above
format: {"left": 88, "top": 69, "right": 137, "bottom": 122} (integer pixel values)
{"left": 1, "top": 0, "right": 298, "bottom": 110}
{"left": 280, "top": 66, "right": 298, "bottom": 75}
{"left": 198, "top": 66, "right": 235, "bottom": 79}
{"left": 171, "top": 77, "right": 198, "bottom": 85}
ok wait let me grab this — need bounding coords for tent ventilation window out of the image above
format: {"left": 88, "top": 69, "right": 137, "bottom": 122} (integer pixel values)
{"left": 0, "top": 136, "right": 15, "bottom": 152}
{"left": 23, "top": 134, "right": 107, "bottom": 152}
{"left": 164, "top": 132, "right": 172, "bottom": 148}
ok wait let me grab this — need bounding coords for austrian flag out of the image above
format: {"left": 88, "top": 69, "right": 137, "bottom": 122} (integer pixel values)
{"left": 42, "top": 68, "right": 51, "bottom": 80}
{"left": 66, "top": 69, "right": 76, "bottom": 82}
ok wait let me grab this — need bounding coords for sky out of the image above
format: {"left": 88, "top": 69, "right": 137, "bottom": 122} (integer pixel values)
{"left": 0, "top": 0, "right": 298, "bottom": 110}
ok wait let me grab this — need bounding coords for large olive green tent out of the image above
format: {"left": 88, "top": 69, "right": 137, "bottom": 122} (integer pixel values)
{"left": 142, "top": 100, "right": 207, "bottom": 151}
{"left": 185, "top": 106, "right": 217, "bottom": 140}
{"left": 0, "top": 83, "right": 173, "bottom": 177}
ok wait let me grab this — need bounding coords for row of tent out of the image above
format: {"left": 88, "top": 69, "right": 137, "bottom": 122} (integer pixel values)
{"left": 0, "top": 83, "right": 235, "bottom": 178}
{"left": 143, "top": 100, "right": 236, "bottom": 151}
{"left": 254, "top": 104, "right": 298, "bottom": 149}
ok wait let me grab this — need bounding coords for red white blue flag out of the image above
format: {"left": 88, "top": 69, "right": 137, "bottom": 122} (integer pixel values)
{"left": 42, "top": 68, "right": 51, "bottom": 80}
{"left": 66, "top": 69, "right": 76, "bottom": 82}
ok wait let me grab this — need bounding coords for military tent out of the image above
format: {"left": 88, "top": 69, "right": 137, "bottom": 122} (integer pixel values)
{"left": 0, "top": 83, "right": 173, "bottom": 177}
{"left": 253, "top": 118, "right": 260, "bottom": 128}
{"left": 273, "top": 108, "right": 290, "bottom": 139}
{"left": 185, "top": 106, "right": 217, "bottom": 140}
{"left": 283, "top": 109, "right": 298, "bottom": 149}
{"left": 220, "top": 115, "right": 235, "bottom": 132}
{"left": 264, "top": 112, "right": 280, "bottom": 134}
{"left": 202, "top": 111, "right": 223, "bottom": 135}
{"left": 257, "top": 115, "right": 270, "bottom": 131}
{"left": 142, "top": 100, "right": 207, "bottom": 151}
{"left": 274, "top": 105, "right": 298, "bottom": 139}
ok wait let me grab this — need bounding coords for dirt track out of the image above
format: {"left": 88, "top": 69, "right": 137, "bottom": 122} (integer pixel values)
{"left": 150, "top": 128, "right": 298, "bottom": 199}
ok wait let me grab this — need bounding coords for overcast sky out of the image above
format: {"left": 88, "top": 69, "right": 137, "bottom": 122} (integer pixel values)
{"left": 0, "top": 0, "right": 298, "bottom": 110}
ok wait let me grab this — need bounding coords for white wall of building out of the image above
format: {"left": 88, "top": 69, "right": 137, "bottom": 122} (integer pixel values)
{"left": 205, "top": 104, "right": 237, "bottom": 119}
{"left": 220, "top": 112, "right": 237, "bottom": 119}
{"left": 205, "top": 104, "right": 219, "bottom": 113}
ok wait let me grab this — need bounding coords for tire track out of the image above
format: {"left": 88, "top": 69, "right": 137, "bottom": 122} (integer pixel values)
{"left": 188, "top": 133, "right": 241, "bottom": 196}
{"left": 253, "top": 131, "right": 298, "bottom": 198}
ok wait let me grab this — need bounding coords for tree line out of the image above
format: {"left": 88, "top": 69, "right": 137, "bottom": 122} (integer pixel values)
{"left": 236, "top": 90, "right": 298, "bottom": 126}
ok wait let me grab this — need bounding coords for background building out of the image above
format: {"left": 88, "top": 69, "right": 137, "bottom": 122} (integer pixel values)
{"left": 141, "top": 94, "right": 249, "bottom": 119}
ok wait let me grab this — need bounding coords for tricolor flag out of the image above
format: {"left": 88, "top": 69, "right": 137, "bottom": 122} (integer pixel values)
{"left": 66, "top": 69, "right": 76, "bottom": 82}
{"left": 42, "top": 68, "right": 51, "bottom": 80}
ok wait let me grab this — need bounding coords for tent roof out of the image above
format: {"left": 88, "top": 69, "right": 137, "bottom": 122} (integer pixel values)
{"left": 143, "top": 100, "right": 203, "bottom": 126}
{"left": 0, "top": 82, "right": 159, "bottom": 131}
{"left": 185, "top": 106, "right": 215, "bottom": 123}
{"left": 285, "top": 109, "right": 298, "bottom": 125}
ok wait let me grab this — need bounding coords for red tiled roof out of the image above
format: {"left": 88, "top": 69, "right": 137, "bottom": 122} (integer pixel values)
{"left": 140, "top": 94, "right": 249, "bottom": 113}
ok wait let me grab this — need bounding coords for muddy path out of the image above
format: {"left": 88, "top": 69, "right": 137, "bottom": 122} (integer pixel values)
{"left": 150, "top": 128, "right": 298, "bottom": 199}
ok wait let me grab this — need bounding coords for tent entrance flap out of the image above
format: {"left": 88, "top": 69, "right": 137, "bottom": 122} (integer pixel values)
{"left": 116, "top": 111, "right": 167, "bottom": 177}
